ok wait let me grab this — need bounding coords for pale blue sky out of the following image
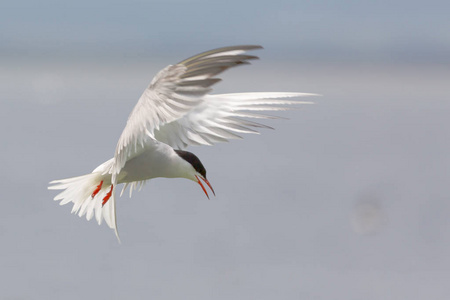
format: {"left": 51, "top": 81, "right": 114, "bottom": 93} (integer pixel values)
{"left": 2, "top": 1, "right": 450, "bottom": 299}
{"left": 2, "top": 0, "right": 449, "bottom": 63}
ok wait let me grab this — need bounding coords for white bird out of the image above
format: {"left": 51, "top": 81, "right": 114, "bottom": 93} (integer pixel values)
{"left": 49, "top": 45, "right": 317, "bottom": 241}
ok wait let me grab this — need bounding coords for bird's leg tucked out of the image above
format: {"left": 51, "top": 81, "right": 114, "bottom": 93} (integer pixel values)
{"left": 91, "top": 180, "right": 103, "bottom": 198}
{"left": 102, "top": 185, "right": 114, "bottom": 206}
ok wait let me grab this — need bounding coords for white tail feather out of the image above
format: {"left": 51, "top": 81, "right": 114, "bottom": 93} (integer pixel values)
{"left": 49, "top": 172, "right": 120, "bottom": 241}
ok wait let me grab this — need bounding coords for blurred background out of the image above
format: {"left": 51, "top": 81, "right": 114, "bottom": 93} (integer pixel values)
{"left": 1, "top": 0, "right": 450, "bottom": 299}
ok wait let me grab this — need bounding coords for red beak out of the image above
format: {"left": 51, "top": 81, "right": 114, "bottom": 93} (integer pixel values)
{"left": 195, "top": 175, "right": 215, "bottom": 199}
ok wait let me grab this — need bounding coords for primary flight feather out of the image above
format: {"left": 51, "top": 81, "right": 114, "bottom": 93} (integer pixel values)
{"left": 49, "top": 45, "right": 318, "bottom": 241}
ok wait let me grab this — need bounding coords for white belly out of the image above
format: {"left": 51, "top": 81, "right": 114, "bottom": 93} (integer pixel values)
{"left": 116, "top": 142, "right": 190, "bottom": 184}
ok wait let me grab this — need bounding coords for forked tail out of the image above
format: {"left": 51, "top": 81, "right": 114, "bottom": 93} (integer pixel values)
{"left": 48, "top": 172, "right": 120, "bottom": 241}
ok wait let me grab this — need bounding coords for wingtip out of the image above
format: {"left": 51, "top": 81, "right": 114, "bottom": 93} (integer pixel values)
{"left": 226, "top": 45, "right": 263, "bottom": 51}
{"left": 248, "top": 45, "right": 263, "bottom": 50}
{"left": 286, "top": 92, "right": 321, "bottom": 98}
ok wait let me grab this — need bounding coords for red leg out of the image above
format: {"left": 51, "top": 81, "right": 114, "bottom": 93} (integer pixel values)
{"left": 91, "top": 180, "right": 103, "bottom": 198}
{"left": 102, "top": 185, "right": 114, "bottom": 206}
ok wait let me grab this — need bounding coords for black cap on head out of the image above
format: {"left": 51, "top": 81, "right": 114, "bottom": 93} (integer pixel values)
{"left": 175, "top": 150, "right": 207, "bottom": 178}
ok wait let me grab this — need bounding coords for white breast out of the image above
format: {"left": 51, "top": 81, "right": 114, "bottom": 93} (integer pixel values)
{"left": 117, "top": 142, "right": 192, "bottom": 183}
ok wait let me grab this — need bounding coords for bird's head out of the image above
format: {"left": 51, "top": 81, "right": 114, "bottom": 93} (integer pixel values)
{"left": 174, "top": 150, "right": 215, "bottom": 199}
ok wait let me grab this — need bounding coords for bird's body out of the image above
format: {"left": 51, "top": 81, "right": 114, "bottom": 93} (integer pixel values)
{"left": 49, "top": 45, "right": 317, "bottom": 240}
{"left": 116, "top": 140, "right": 191, "bottom": 183}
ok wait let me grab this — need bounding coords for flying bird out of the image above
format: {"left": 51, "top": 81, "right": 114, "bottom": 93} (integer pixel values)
{"left": 49, "top": 45, "right": 317, "bottom": 240}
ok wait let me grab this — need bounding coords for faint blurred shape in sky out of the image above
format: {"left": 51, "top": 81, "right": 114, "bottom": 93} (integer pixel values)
{"left": 351, "top": 193, "right": 387, "bottom": 235}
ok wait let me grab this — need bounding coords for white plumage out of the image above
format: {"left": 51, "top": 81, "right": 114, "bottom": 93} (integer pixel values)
{"left": 49, "top": 45, "right": 318, "bottom": 241}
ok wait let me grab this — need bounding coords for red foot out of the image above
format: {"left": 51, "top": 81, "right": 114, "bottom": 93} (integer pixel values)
{"left": 102, "top": 185, "right": 114, "bottom": 206}
{"left": 91, "top": 181, "right": 103, "bottom": 198}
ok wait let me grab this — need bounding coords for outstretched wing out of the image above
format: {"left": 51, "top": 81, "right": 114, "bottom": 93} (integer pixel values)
{"left": 154, "top": 92, "right": 316, "bottom": 149}
{"left": 110, "top": 45, "right": 263, "bottom": 177}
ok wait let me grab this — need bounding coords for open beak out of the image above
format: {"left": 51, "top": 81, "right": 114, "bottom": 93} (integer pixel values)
{"left": 195, "top": 175, "right": 215, "bottom": 199}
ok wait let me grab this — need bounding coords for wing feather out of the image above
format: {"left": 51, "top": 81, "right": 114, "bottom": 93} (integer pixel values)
{"left": 110, "top": 45, "right": 264, "bottom": 177}
{"left": 154, "top": 93, "right": 317, "bottom": 150}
